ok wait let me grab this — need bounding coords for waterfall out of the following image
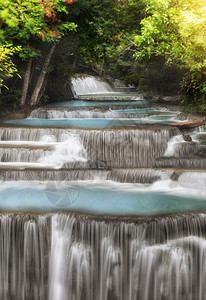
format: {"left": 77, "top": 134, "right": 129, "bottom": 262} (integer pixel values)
{"left": 0, "top": 169, "right": 109, "bottom": 181}
{"left": 72, "top": 76, "right": 113, "bottom": 95}
{"left": 29, "top": 108, "right": 151, "bottom": 119}
{"left": 80, "top": 128, "right": 179, "bottom": 168}
{"left": 48, "top": 213, "right": 206, "bottom": 300}
{"left": 0, "top": 214, "right": 49, "bottom": 300}
{"left": 1, "top": 212, "right": 206, "bottom": 300}
{"left": 0, "top": 168, "right": 174, "bottom": 183}
{"left": 107, "top": 168, "right": 173, "bottom": 183}
{"left": 37, "top": 133, "right": 87, "bottom": 168}
{"left": 0, "top": 127, "right": 179, "bottom": 168}
{"left": 0, "top": 128, "right": 70, "bottom": 142}
{"left": 157, "top": 130, "right": 206, "bottom": 169}
{"left": 0, "top": 148, "right": 51, "bottom": 162}
{"left": 0, "top": 131, "right": 88, "bottom": 169}
{"left": 155, "top": 157, "right": 206, "bottom": 169}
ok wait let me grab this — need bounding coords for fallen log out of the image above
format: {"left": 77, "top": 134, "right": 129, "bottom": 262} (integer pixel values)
{"left": 170, "top": 118, "right": 205, "bottom": 129}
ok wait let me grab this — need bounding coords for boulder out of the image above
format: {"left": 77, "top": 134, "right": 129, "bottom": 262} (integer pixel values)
{"left": 183, "top": 134, "right": 192, "bottom": 142}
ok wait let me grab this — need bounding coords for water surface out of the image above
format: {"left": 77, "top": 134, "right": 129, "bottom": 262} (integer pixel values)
{"left": 0, "top": 180, "right": 206, "bottom": 216}
{"left": 48, "top": 100, "right": 149, "bottom": 107}
{"left": 4, "top": 117, "right": 177, "bottom": 129}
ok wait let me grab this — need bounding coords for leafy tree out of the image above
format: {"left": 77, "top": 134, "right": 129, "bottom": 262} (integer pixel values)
{"left": 0, "top": 0, "right": 76, "bottom": 105}
{"left": 130, "top": 0, "right": 206, "bottom": 110}
{"left": 0, "top": 44, "right": 20, "bottom": 92}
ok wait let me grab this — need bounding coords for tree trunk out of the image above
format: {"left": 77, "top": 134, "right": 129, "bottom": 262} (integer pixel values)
{"left": 38, "top": 74, "right": 48, "bottom": 104}
{"left": 102, "top": 46, "right": 106, "bottom": 79}
{"left": 30, "top": 44, "right": 56, "bottom": 106}
{"left": 21, "top": 58, "right": 32, "bottom": 106}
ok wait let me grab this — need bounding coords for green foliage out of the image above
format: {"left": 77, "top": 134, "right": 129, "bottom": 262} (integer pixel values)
{"left": 0, "top": 0, "right": 76, "bottom": 44}
{"left": 123, "top": 0, "right": 206, "bottom": 110}
{"left": 0, "top": 88, "right": 22, "bottom": 108}
{"left": 132, "top": 0, "right": 206, "bottom": 72}
{"left": 67, "top": 0, "right": 146, "bottom": 76}
{"left": 0, "top": 45, "right": 21, "bottom": 91}
{"left": 181, "top": 73, "right": 206, "bottom": 113}
{"left": 0, "top": 0, "right": 77, "bottom": 92}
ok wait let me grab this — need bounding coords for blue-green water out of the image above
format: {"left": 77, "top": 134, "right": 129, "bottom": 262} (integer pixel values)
{"left": 0, "top": 181, "right": 206, "bottom": 216}
{"left": 111, "top": 108, "right": 158, "bottom": 114}
{"left": 4, "top": 117, "right": 176, "bottom": 129}
{"left": 48, "top": 100, "right": 149, "bottom": 108}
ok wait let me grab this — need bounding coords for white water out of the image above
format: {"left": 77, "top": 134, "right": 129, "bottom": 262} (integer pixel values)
{"left": 1, "top": 212, "right": 206, "bottom": 300}
{"left": 164, "top": 134, "right": 185, "bottom": 157}
{"left": 0, "top": 132, "right": 87, "bottom": 169}
{"left": 178, "top": 172, "right": 206, "bottom": 190}
{"left": 38, "top": 133, "right": 87, "bottom": 168}
{"left": 72, "top": 76, "right": 113, "bottom": 95}
{"left": 0, "top": 127, "right": 179, "bottom": 168}
{"left": 164, "top": 128, "right": 206, "bottom": 158}
{"left": 48, "top": 213, "right": 206, "bottom": 300}
{"left": 29, "top": 108, "right": 152, "bottom": 119}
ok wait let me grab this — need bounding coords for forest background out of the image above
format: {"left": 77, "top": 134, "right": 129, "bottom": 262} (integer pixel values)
{"left": 1, "top": 0, "right": 206, "bottom": 114}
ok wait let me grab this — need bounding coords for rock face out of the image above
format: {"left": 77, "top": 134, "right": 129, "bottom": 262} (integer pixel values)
{"left": 152, "top": 95, "right": 181, "bottom": 103}
{"left": 171, "top": 118, "right": 205, "bottom": 129}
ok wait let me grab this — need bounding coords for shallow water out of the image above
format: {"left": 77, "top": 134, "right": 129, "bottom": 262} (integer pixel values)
{"left": 0, "top": 179, "right": 206, "bottom": 215}
{"left": 111, "top": 108, "right": 158, "bottom": 114}
{"left": 48, "top": 99, "right": 149, "bottom": 107}
{"left": 4, "top": 116, "right": 177, "bottom": 129}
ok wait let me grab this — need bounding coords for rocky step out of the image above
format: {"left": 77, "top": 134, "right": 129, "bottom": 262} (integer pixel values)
{"left": 155, "top": 157, "right": 206, "bottom": 169}
{"left": 0, "top": 167, "right": 205, "bottom": 183}
{"left": 166, "top": 141, "right": 206, "bottom": 157}
{"left": 29, "top": 107, "right": 172, "bottom": 119}
{"left": 77, "top": 94, "right": 146, "bottom": 101}
{"left": 0, "top": 143, "right": 53, "bottom": 150}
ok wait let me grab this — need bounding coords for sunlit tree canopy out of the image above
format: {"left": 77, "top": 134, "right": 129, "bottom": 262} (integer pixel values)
{"left": 134, "top": 0, "right": 206, "bottom": 74}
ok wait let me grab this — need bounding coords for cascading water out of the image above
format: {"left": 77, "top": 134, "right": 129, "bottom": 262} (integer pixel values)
{"left": 0, "top": 130, "right": 87, "bottom": 169}
{"left": 72, "top": 76, "right": 113, "bottom": 95}
{"left": 156, "top": 129, "right": 206, "bottom": 169}
{"left": 0, "top": 214, "right": 49, "bottom": 300}
{"left": 1, "top": 213, "right": 206, "bottom": 300}
{"left": 0, "top": 127, "right": 179, "bottom": 168}
{"left": 29, "top": 107, "right": 164, "bottom": 119}
{"left": 48, "top": 213, "right": 206, "bottom": 300}
{"left": 0, "top": 75, "right": 206, "bottom": 300}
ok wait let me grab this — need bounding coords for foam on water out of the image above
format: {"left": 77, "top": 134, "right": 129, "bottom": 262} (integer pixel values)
{"left": 0, "top": 132, "right": 87, "bottom": 169}
{"left": 38, "top": 133, "right": 87, "bottom": 168}
{"left": 29, "top": 107, "right": 162, "bottom": 119}
{"left": 164, "top": 134, "right": 185, "bottom": 156}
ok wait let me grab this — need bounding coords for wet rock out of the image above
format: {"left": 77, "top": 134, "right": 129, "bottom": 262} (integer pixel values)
{"left": 195, "top": 145, "right": 206, "bottom": 157}
{"left": 170, "top": 170, "right": 183, "bottom": 181}
{"left": 183, "top": 134, "right": 192, "bottom": 142}
{"left": 197, "top": 134, "right": 206, "bottom": 145}
{"left": 152, "top": 95, "right": 180, "bottom": 103}
{"left": 88, "top": 160, "right": 109, "bottom": 169}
